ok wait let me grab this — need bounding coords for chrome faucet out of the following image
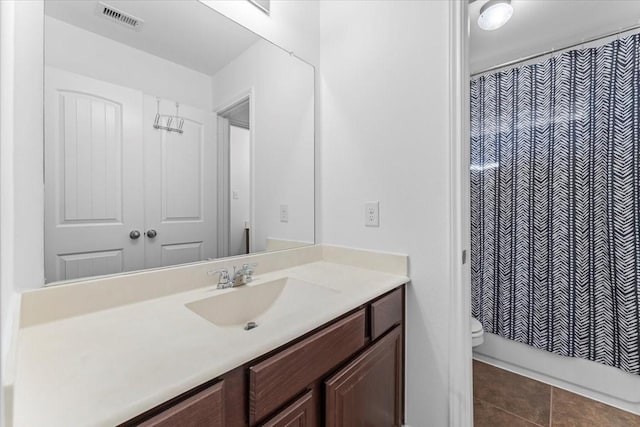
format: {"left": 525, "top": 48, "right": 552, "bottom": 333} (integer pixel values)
{"left": 231, "top": 263, "right": 258, "bottom": 286}
{"left": 208, "top": 268, "right": 232, "bottom": 289}
{"left": 207, "top": 263, "right": 257, "bottom": 289}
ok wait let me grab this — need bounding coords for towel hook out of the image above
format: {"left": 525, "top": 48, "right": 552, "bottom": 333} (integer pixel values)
{"left": 152, "top": 98, "right": 184, "bottom": 134}
{"left": 175, "top": 102, "right": 184, "bottom": 131}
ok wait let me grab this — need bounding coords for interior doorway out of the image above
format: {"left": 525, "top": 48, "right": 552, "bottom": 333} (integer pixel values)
{"left": 217, "top": 97, "right": 252, "bottom": 257}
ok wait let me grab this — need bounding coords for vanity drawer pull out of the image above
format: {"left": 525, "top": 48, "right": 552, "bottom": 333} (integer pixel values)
{"left": 370, "top": 287, "right": 403, "bottom": 341}
{"left": 249, "top": 309, "right": 366, "bottom": 425}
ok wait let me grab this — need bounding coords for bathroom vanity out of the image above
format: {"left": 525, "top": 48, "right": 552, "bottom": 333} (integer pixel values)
{"left": 124, "top": 286, "right": 404, "bottom": 426}
{"left": 9, "top": 245, "right": 409, "bottom": 427}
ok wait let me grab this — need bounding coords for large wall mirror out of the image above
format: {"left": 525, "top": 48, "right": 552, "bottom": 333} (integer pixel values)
{"left": 43, "top": 0, "right": 314, "bottom": 284}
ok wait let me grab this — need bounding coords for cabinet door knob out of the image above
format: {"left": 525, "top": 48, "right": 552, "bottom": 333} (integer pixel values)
{"left": 129, "top": 230, "right": 141, "bottom": 240}
{"left": 146, "top": 229, "right": 158, "bottom": 238}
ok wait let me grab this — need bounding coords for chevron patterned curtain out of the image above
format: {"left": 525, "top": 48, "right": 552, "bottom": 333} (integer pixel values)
{"left": 470, "top": 33, "right": 640, "bottom": 375}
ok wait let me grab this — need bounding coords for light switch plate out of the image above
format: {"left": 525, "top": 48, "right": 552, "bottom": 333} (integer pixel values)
{"left": 280, "top": 204, "right": 289, "bottom": 223}
{"left": 365, "top": 201, "right": 379, "bottom": 227}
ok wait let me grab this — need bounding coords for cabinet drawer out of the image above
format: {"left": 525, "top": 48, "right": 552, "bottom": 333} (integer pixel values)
{"left": 139, "top": 380, "right": 224, "bottom": 427}
{"left": 249, "top": 309, "right": 366, "bottom": 425}
{"left": 370, "top": 287, "right": 403, "bottom": 341}
{"left": 260, "top": 390, "right": 315, "bottom": 427}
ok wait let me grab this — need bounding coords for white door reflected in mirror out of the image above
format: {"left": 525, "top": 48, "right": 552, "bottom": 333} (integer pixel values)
{"left": 43, "top": 0, "right": 314, "bottom": 284}
{"left": 45, "top": 69, "right": 218, "bottom": 282}
{"left": 44, "top": 68, "right": 145, "bottom": 281}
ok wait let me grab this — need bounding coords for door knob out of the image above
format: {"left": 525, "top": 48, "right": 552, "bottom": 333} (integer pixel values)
{"left": 146, "top": 229, "right": 158, "bottom": 238}
{"left": 129, "top": 230, "right": 141, "bottom": 240}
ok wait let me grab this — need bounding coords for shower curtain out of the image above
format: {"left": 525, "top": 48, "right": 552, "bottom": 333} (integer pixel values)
{"left": 470, "top": 33, "right": 640, "bottom": 375}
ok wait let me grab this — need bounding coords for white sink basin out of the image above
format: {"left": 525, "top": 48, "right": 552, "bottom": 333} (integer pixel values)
{"left": 185, "top": 277, "right": 338, "bottom": 327}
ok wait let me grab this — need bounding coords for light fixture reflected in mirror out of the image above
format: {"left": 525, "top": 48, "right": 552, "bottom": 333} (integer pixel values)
{"left": 478, "top": 0, "right": 513, "bottom": 31}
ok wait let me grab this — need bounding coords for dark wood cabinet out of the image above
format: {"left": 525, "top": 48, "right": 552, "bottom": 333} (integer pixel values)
{"left": 249, "top": 309, "right": 366, "bottom": 425}
{"left": 125, "top": 286, "right": 405, "bottom": 427}
{"left": 138, "top": 380, "right": 224, "bottom": 427}
{"left": 325, "top": 326, "right": 403, "bottom": 427}
{"left": 260, "top": 391, "right": 316, "bottom": 427}
{"left": 370, "top": 287, "right": 403, "bottom": 340}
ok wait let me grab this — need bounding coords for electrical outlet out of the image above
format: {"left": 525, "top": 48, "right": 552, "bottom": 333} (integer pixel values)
{"left": 232, "top": 190, "right": 239, "bottom": 200}
{"left": 280, "top": 204, "right": 289, "bottom": 223}
{"left": 365, "top": 201, "right": 379, "bottom": 227}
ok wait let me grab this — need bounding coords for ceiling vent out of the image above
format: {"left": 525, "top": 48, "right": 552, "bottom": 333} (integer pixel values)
{"left": 96, "top": 2, "right": 144, "bottom": 31}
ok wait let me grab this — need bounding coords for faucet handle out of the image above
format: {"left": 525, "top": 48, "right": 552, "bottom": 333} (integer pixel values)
{"left": 242, "top": 262, "right": 258, "bottom": 276}
{"left": 230, "top": 262, "right": 258, "bottom": 286}
{"left": 208, "top": 268, "right": 230, "bottom": 284}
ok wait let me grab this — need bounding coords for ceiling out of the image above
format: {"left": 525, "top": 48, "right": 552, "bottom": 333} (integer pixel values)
{"left": 470, "top": 1, "right": 640, "bottom": 74}
{"left": 45, "top": 0, "right": 261, "bottom": 76}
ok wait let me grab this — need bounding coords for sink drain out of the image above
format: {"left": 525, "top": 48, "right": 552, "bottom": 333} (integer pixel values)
{"left": 244, "top": 321, "right": 258, "bottom": 331}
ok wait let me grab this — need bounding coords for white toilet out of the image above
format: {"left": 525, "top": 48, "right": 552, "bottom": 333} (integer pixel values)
{"left": 471, "top": 317, "right": 484, "bottom": 347}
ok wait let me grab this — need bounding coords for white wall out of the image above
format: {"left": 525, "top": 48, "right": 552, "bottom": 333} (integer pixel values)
{"left": 1, "top": 1, "right": 44, "bottom": 294}
{"left": 0, "top": 0, "right": 14, "bottom": 370}
{"left": 211, "top": 39, "right": 315, "bottom": 252}
{"left": 45, "top": 17, "right": 212, "bottom": 111}
{"left": 1, "top": 0, "right": 45, "bottom": 322}
{"left": 201, "top": 0, "right": 322, "bottom": 242}
{"left": 0, "top": 4, "right": 13, "bottom": 425}
{"left": 319, "top": 1, "right": 463, "bottom": 425}
{"left": 230, "top": 125, "right": 251, "bottom": 256}
{"left": 1, "top": 1, "right": 45, "bottom": 425}
{"left": 200, "top": 0, "right": 320, "bottom": 66}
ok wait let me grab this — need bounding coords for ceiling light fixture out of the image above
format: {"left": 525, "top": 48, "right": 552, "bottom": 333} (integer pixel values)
{"left": 478, "top": 0, "right": 513, "bottom": 31}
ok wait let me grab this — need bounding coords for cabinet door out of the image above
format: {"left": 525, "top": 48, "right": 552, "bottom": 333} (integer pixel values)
{"left": 139, "top": 381, "right": 224, "bottom": 427}
{"left": 325, "top": 326, "right": 403, "bottom": 427}
{"left": 261, "top": 391, "right": 315, "bottom": 427}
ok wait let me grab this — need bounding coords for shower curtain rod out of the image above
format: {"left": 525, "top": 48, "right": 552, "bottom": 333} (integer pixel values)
{"left": 471, "top": 22, "right": 640, "bottom": 77}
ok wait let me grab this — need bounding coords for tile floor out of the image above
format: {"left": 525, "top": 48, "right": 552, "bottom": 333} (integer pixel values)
{"left": 473, "top": 360, "right": 640, "bottom": 427}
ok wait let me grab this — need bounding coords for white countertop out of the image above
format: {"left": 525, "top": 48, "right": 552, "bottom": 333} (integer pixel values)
{"left": 12, "top": 260, "right": 408, "bottom": 427}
